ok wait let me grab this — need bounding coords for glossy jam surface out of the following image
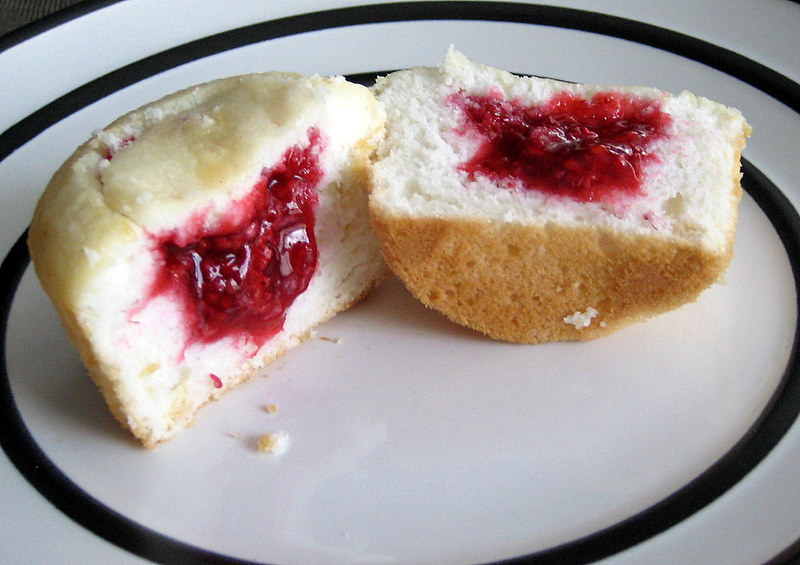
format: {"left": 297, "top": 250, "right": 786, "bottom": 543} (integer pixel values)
{"left": 450, "top": 90, "right": 672, "bottom": 203}
{"left": 151, "top": 128, "right": 324, "bottom": 347}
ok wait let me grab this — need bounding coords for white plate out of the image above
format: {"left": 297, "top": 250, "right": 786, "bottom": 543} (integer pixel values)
{"left": 2, "top": 2, "right": 800, "bottom": 564}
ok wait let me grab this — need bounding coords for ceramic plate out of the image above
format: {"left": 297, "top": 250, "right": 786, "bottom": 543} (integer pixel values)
{"left": 2, "top": 2, "right": 800, "bottom": 564}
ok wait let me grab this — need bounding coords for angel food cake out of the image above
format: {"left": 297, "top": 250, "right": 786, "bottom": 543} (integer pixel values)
{"left": 29, "top": 53, "right": 751, "bottom": 446}
{"left": 28, "top": 73, "right": 387, "bottom": 447}
{"left": 369, "top": 49, "right": 751, "bottom": 343}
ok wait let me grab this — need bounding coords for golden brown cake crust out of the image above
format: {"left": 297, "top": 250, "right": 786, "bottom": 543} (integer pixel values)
{"left": 370, "top": 211, "right": 736, "bottom": 344}
{"left": 368, "top": 50, "right": 749, "bottom": 344}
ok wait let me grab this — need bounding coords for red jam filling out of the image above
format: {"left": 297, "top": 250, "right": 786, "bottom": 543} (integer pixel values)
{"left": 450, "top": 90, "right": 672, "bottom": 203}
{"left": 149, "top": 128, "right": 325, "bottom": 348}
{"left": 209, "top": 373, "right": 223, "bottom": 389}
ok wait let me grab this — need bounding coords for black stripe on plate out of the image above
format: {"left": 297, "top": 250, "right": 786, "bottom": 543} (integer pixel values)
{"left": 3, "top": 2, "right": 800, "bottom": 164}
{"left": 2, "top": 162, "right": 795, "bottom": 565}
{"left": 0, "top": 233, "right": 261, "bottom": 565}
{"left": 2, "top": 3, "right": 800, "bottom": 565}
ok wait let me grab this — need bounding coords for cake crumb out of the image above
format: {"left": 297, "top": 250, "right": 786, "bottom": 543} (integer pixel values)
{"left": 257, "top": 431, "right": 290, "bottom": 455}
{"left": 82, "top": 246, "right": 101, "bottom": 266}
{"left": 563, "top": 307, "right": 599, "bottom": 329}
{"left": 319, "top": 335, "right": 343, "bottom": 344}
{"left": 263, "top": 403, "right": 278, "bottom": 415}
{"left": 143, "top": 106, "right": 165, "bottom": 122}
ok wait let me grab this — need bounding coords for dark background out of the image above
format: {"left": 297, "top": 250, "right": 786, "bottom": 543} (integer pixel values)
{"left": 1, "top": 0, "right": 85, "bottom": 36}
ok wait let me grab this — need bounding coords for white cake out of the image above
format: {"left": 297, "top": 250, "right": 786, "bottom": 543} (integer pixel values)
{"left": 369, "top": 49, "right": 751, "bottom": 343}
{"left": 29, "top": 72, "right": 387, "bottom": 447}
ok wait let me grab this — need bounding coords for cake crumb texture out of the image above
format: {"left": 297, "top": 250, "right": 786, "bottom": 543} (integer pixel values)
{"left": 369, "top": 48, "right": 750, "bottom": 343}
{"left": 257, "top": 431, "right": 290, "bottom": 455}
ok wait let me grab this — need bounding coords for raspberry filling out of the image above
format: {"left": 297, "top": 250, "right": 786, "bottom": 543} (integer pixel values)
{"left": 450, "top": 90, "right": 672, "bottom": 203}
{"left": 149, "top": 128, "right": 325, "bottom": 347}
